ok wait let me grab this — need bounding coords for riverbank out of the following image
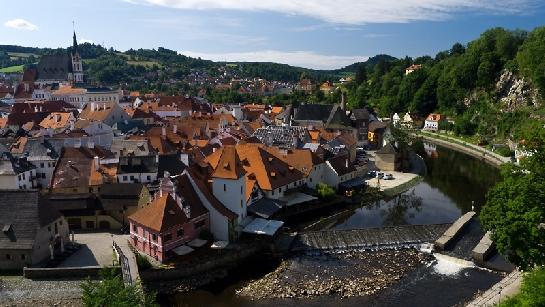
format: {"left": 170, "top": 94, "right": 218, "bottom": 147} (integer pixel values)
{"left": 236, "top": 249, "right": 432, "bottom": 300}
{"left": 366, "top": 172, "right": 422, "bottom": 197}
{"left": 414, "top": 131, "right": 509, "bottom": 167}
{"left": 0, "top": 276, "right": 82, "bottom": 306}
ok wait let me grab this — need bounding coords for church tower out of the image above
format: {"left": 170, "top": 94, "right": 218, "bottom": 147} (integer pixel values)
{"left": 71, "top": 31, "right": 84, "bottom": 83}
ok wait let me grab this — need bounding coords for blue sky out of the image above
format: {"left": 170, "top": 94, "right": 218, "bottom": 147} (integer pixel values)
{"left": 1, "top": 0, "right": 544, "bottom": 69}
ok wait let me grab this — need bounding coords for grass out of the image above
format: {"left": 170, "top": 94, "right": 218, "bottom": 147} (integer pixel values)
{"left": 7, "top": 52, "right": 38, "bottom": 58}
{"left": 0, "top": 65, "right": 24, "bottom": 73}
{"left": 127, "top": 60, "right": 160, "bottom": 68}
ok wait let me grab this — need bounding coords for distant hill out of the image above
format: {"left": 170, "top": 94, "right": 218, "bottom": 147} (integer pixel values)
{"left": 334, "top": 54, "right": 397, "bottom": 73}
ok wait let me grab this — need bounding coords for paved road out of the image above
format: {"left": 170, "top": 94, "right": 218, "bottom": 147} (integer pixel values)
{"left": 58, "top": 232, "right": 118, "bottom": 268}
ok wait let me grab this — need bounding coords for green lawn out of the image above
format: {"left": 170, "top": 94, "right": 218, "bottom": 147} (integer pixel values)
{"left": 0, "top": 65, "right": 24, "bottom": 73}
{"left": 8, "top": 52, "right": 38, "bottom": 58}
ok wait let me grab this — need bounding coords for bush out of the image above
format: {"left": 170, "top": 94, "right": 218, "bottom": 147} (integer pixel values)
{"left": 316, "top": 183, "right": 336, "bottom": 199}
{"left": 494, "top": 146, "right": 514, "bottom": 157}
{"left": 500, "top": 266, "right": 545, "bottom": 307}
{"left": 81, "top": 268, "right": 157, "bottom": 307}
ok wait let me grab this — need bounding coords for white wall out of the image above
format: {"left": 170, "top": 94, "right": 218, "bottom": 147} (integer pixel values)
{"left": 186, "top": 172, "right": 230, "bottom": 241}
{"left": 306, "top": 163, "right": 325, "bottom": 189}
{"left": 323, "top": 161, "right": 341, "bottom": 189}
{"left": 212, "top": 177, "right": 247, "bottom": 223}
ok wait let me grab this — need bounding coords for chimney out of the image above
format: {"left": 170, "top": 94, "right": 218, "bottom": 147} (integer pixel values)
{"left": 173, "top": 124, "right": 177, "bottom": 134}
{"left": 155, "top": 154, "right": 159, "bottom": 163}
{"left": 94, "top": 156, "right": 100, "bottom": 171}
{"left": 48, "top": 128, "right": 53, "bottom": 138}
{"left": 55, "top": 113, "right": 61, "bottom": 122}
{"left": 70, "top": 121, "right": 75, "bottom": 131}
{"left": 102, "top": 103, "right": 106, "bottom": 110}
{"left": 91, "top": 102, "right": 95, "bottom": 111}
{"left": 88, "top": 141, "right": 95, "bottom": 149}
{"left": 161, "top": 127, "right": 166, "bottom": 137}
{"left": 345, "top": 158, "right": 348, "bottom": 168}
{"left": 40, "top": 106, "right": 43, "bottom": 112}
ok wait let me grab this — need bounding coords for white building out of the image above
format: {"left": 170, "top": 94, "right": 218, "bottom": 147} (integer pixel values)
{"left": 0, "top": 155, "right": 37, "bottom": 190}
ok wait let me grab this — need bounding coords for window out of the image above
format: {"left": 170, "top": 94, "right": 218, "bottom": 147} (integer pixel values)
{"left": 23, "top": 173, "right": 26, "bottom": 180}
{"left": 59, "top": 220, "right": 63, "bottom": 226}
{"left": 6, "top": 254, "right": 10, "bottom": 260}
{"left": 240, "top": 199, "right": 243, "bottom": 208}
{"left": 177, "top": 228, "right": 184, "bottom": 238}
{"left": 123, "top": 176, "right": 128, "bottom": 181}
{"left": 47, "top": 226, "right": 51, "bottom": 232}
{"left": 133, "top": 224, "right": 137, "bottom": 232}
{"left": 147, "top": 176, "right": 151, "bottom": 181}
{"left": 18, "top": 175, "right": 21, "bottom": 181}
{"left": 164, "top": 234, "right": 172, "bottom": 242}
{"left": 152, "top": 234, "right": 157, "bottom": 241}
{"left": 21, "top": 254, "right": 26, "bottom": 260}
{"left": 42, "top": 173, "right": 46, "bottom": 179}
{"left": 194, "top": 220, "right": 205, "bottom": 229}
{"left": 223, "top": 184, "right": 226, "bottom": 192}
{"left": 40, "top": 163, "right": 44, "bottom": 168}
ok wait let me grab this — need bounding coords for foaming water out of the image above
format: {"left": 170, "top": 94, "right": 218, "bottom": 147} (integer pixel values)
{"left": 431, "top": 253, "right": 475, "bottom": 276}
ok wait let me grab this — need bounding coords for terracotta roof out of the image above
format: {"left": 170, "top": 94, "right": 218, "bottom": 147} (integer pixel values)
{"left": 129, "top": 193, "right": 186, "bottom": 233}
{"left": 53, "top": 85, "right": 86, "bottom": 95}
{"left": 79, "top": 101, "right": 126, "bottom": 122}
{"left": 205, "top": 145, "right": 245, "bottom": 179}
{"left": 207, "top": 144, "right": 305, "bottom": 191}
{"left": 39, "top": 112, "right": 72, "bottom": 129}
{"left": 266, "top": 147, "right": 324, "bottom": 177}
{"left": 271, "top": 106, "right": 283, "bottom": 114}
{"left": 426, "top": 113, "right": 442, "bottom": 122}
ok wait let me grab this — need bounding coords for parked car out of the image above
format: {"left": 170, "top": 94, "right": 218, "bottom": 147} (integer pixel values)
{"left": 376, "top": 172, "right": 384, "bottom": 179}
{"left": 367, "top": 171, "right": 376, "bottom": 178}
{"left": 384, "top": 174, "right": 394, "bottom": 180}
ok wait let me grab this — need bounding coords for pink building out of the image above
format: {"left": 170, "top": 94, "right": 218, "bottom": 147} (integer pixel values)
{"left": 129, "top": 187, "right": 209, "bottom": 262}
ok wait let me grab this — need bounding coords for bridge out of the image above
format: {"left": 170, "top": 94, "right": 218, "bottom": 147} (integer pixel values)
{"left": 289, "top": 223, "right": 451, "bottom": 252}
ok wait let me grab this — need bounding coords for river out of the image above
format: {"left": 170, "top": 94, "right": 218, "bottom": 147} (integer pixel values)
{"left": 163, "top": 143, "right": 505, "bottom": 307}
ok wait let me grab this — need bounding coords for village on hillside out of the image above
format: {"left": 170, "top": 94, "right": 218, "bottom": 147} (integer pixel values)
{"left": 0, "top": 32, "right": 452, "bottom": 271}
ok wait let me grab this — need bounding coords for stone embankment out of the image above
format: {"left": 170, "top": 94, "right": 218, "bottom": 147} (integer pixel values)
{"left": 237, "top": 249, "right": 432, "bottom": 299}
{"left": 415, "top": 132, "right": 509, "bottom": 167}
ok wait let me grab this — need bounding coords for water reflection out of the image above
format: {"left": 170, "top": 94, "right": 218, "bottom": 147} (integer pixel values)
{"left": 332, "top": 143, "right": 500, "bottom": 230}
{"left": 365, "top": 190, "right": 423, "bottom": 226}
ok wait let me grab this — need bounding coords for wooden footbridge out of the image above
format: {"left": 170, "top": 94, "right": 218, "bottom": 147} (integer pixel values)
{"left": 289, "top": 223, "right": 451, "bottom": 252}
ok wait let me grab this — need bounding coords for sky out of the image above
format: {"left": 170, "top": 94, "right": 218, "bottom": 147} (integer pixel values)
{"left": 1, "top": 0, "right": 545, "bottom": 70}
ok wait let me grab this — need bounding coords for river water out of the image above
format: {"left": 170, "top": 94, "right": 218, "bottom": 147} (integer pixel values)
{"left": 165, "top": 143, "right": 505, "bottom": 307}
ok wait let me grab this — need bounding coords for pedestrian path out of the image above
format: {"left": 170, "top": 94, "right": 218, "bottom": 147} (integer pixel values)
{"left": 466, "top": 270, "right": 522, "bottom": 306}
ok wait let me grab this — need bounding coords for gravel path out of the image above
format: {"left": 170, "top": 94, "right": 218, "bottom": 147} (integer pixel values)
{"left": 0, "top": 277, "right": 82, "bottom": 306}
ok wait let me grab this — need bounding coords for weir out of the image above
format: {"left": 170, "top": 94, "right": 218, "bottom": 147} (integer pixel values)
{"left": 290, "top": 224, "right": 451, "bottom": 252}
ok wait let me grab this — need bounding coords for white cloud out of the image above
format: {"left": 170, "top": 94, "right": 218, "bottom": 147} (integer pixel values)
{"left": 123, "top": 0, "right": 537, "bottom": 24}
{"left": 179, "top": 50, "right": 368, "bottom": 70}
{"left": 4, "top": 18, "right": 38, "bottom": 31}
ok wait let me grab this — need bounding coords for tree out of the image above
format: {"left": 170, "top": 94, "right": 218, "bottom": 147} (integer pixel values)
{"left": 81, "top": 268, "right": 157, "bottom": 307}
{"left": 500, "top": 266, "right": 545, "bottom": 306}
{"left": 480, "top": 128, "right": 545, "bottom": 269}
{"left": 355, "top": 64, "right": 367, "bottom": 85}
{"left": 316, "top": 183, "right": 335, "bottom": 199}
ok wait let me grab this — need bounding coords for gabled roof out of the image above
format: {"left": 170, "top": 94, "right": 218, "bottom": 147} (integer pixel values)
{"left": 350, "top": 108, "right": 370, "bottom": 121}
{"left": 293, "top": 104, "right": 333, "bottom": 122}
{"left": 129, "top": 193, "right": 186, "bottom": 233}
{"left": 368, "top": 120, "right": 388, "bottom": 132}
{"left": 205, "top": 145, "right": 245, "bottom": 179}
{"left": 266, "top": 147, "right": 324, "bottom": 177}
{"left": 0, "top": 190, "right": 62, "bottom": 250}
{"left": 99, "top": 183, "right": 147, "bottom": 211}
{"left": 39, "top": 112, "right": 73, "bottom": 130}
{"left": 36, "top": 54, "right": 72, "bottom": 81}
{"left": 174, "top": 174, "right": 208, "bottom": 219}
{"left": 327, "top": 155, "right": 357, "bottom": 176}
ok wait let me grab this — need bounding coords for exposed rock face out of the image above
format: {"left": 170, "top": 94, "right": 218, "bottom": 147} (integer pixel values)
{"left": 496, "top": 70, "right": 540, "bottom": 110}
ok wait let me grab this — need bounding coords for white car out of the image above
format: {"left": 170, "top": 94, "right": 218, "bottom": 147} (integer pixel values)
{"left": 384, "top": 174, "right": 394, "bottom": 180}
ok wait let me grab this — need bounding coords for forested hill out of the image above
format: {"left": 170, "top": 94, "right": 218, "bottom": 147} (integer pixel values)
{"left": 343, "top": 26, "right": 545, "bottom": 142}
{"left": 0, "top": 43, "right": 381, "bottom": 82}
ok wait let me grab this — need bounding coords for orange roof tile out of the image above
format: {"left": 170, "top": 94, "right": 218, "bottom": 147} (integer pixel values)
{"left": 129, "top": 193, "right": 186, "bottom": 232}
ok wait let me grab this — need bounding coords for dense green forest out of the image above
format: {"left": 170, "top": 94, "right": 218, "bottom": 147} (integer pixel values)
{"left": 340, "top": 26, "right": 545, "bottom": 142}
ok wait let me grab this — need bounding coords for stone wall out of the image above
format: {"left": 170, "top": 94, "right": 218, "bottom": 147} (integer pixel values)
{"left": 23, "top": 266, "right": 120, "bottom": 279}
{"left": 140, "top": 245, "right": 260, "bottom": 282}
